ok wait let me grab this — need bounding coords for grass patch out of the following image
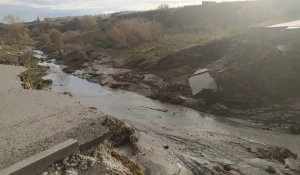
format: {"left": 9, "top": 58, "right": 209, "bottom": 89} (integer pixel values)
{"left": 133, "top": 46, "right": 157, "bottom": 56}
{"left": 150, "top": 29, "right": 232, "bottom": 58}
{"left": 93, "top": 39, "right": 115, "bottom": 48}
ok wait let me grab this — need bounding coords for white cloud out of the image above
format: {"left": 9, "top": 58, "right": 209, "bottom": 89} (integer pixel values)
{"left": 0, "top": 0, "right": 244, "bottom": 21}
{"left": 0, "top": 0, "right": 201, "bottom": 10}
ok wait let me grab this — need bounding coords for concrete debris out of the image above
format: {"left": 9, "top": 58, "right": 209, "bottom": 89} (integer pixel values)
{"left": 189, "top": 68, "right": 218, "bottom": 95}
{"left": 41, "top": 154, "right": 97, "bottom": 175}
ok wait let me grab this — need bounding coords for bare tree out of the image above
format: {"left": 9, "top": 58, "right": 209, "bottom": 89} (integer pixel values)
{"left": 48, "top": 28, "right": 65, "bottom": 55}
{"left": 3, "top": 15, "right": 32, "bottom": 50}
{"left": 157, "top": 4, "right": 169, "bottom": 10}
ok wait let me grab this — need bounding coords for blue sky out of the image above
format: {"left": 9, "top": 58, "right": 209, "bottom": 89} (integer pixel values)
{"left": 0, "top": 0, "right": 237, "bottom": 21}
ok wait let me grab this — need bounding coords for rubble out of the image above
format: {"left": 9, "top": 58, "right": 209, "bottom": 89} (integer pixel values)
{"left": 40, "top": 154, "right": 98, "bottom": 175}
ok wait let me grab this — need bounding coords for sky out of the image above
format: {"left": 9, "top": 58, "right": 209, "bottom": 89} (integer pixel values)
{"left": 0, "top": 0, "right": 237, "bottom": 22}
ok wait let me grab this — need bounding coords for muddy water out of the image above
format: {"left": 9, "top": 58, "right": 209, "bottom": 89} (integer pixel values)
{"left": 35, "top": 50, "right": 300, "bottom": 157}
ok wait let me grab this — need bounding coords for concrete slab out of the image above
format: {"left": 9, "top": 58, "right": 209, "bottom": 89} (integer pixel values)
{"left": 0, "top": 139, "right": 79, "bottom": 175}
{"left": 0, "top": 64, "right": 108, "bottom": 169}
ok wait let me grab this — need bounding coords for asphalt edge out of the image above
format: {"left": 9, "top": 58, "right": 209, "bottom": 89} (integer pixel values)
{"left": 0, "top": 139, "right": 79, "bottom": 175}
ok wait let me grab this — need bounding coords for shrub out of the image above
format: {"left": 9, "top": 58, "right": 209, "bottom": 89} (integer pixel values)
{"left": 79, "top": 16, "right": 99, "bottom": 31}
{"left": 48, "top": 28, "right": 65, "bottom": 55}
{"left": 108, "top": 18, "right": 162, "bottom": 49}
{"left": 63, "top": 30, "right": 80, "bottom": 40}
{"left": 93, "top": 39, "right": 115, "bottom": 48}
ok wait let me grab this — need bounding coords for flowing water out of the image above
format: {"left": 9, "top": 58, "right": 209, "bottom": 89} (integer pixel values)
{"left": 34, "top": 50, "right": 300, "bottom": 157}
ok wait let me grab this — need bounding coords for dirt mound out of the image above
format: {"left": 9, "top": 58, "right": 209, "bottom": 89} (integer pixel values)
{"left": 209, "top": 39, "right": 300, "bottom": 108}
{"left": 152, "top": 38, "right": 235, "bottom": 72}
{"left": 152, "top": 37, "right": 300, "bottom": 109}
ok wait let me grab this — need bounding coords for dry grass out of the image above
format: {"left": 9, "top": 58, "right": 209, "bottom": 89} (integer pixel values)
{"left": 108, "top": 18, "right": 162, "bottom": 48}
{"left": 111, "top": 151, "right": 144, "bottom": 175}
{"left": 19, "top": 64, "right": 49, "bottom": 90}
{"left": 256, "top": 146, "right": 297, "bottom": 163}
{"left": 99, "top": 117, "right": 144, "bottom": 175}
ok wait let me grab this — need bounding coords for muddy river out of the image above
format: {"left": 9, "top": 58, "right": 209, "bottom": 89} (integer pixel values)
{"left": 35, "top": 50, "right": 300, "bottom": 175}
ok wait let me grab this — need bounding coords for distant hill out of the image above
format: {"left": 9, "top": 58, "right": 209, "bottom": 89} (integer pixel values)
{"left": 114, "top": 0, "right": 300, "bottom": 31}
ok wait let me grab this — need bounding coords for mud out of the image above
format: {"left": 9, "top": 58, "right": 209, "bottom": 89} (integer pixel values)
{"left": 34, "top": 48, "right": 300, "bottom": 175}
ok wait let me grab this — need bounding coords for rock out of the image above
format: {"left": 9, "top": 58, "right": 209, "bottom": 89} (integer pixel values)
{"left": 66, "top": 50, "right": 89, "bottom": 62}
{"left": 83, "top": 63, "right": 90, "bottom": 67}
{"left": 63, "top": 66, "right": 76, "bottom": 74}
{"left": 92, "top": 65, "right": 99, "bottom": 71}
{"left": 41, "top": 79, "right": 53, "bottom": 85}
{"left": 266, "top": 166, "right": 277, "bottom": 174}
{"left": 100, "top": 76, "right": 115, "bottom": 85}
{"left": 85, "top": 157, "right": 97, "bottom": 166}
{"left": 290, "top": 124, "right": 300, "bottom": 134}
{"left": 89, "top": 107, "right": 97, "bottom": 110}
{"left": 68, "top": 163, "right": 78, "bottom": 168}
{"left": 163, "top": 145, "right": 169, "bottom": 149}
{"left": 41, "top": 172, "right": 49, "bottom": 175}
{"left": 79, "top": 164, "right": 88, "bottom": 171}
{"left": 54, "top": 166, "right": 61, "bottom": 171}
{"left": 62, "top": 92, "right": 73, "bottom": 97}
{"left": 110, "top": 83, "right": 130, "bottom": 89}
{"left": 149, "top": 90, "right": 185, "bottom": 105}
{"left": 284, "top": 158, "right": 300, "bottom": 171}
{"left": 142, "top": 74, "right": 164, "bottom": 87}
{"left": 137, "top": 60, "right": 157, "bottom": 70}
{"left": 65, "top": 169, "right": 78, "bottom": 175}
{"left": 223, "top": 164, "right": 232, "bottom": 171}
{"left": 248, "top": 146, "right": 258, "bottom": 153}
{"left": 210, "top": 103, "right": 229, "bottom": 115}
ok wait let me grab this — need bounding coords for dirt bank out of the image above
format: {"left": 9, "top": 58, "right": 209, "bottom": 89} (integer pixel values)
{"left": 0, "top": 64, "right": 108, "bottom": 170}
{"left": 62, "top": 36, "right": 300, "bottom": 132}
